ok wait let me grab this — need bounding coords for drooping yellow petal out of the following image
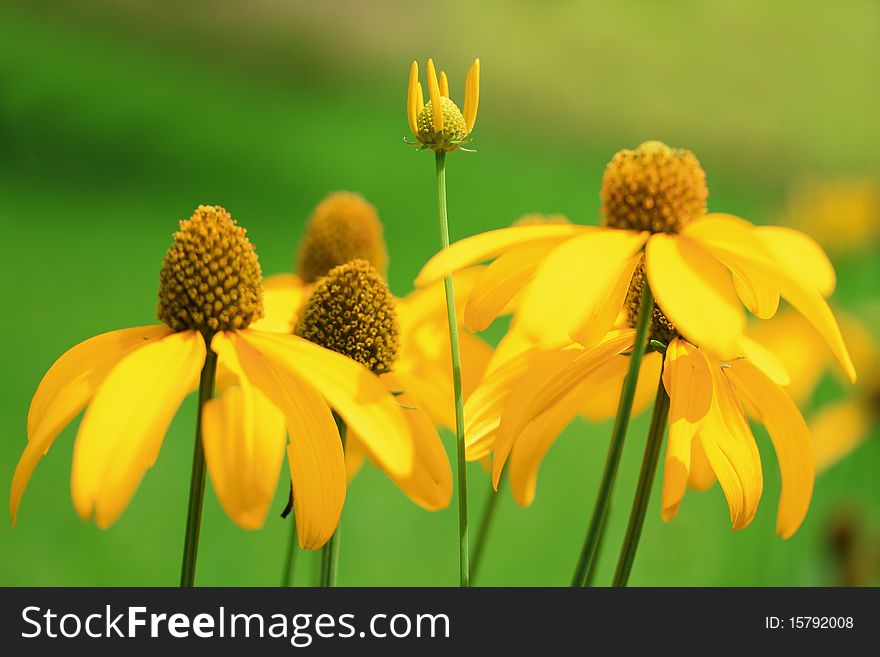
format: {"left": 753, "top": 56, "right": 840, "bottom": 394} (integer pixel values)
{"left": 344, "top": 433, "right": 368, "bottom": 481}
{"left": 517, "top": 229, "right": 647, "bottom": 345}
{"left": 376, "top": 373, "right": 453, "bottom": 510}
{"left": 439, "top": 70, "right": 449, "bottom": 97}
{"left": 646, "top": 234, "right": 746, "bottom": 358}
{"left": 697, "top": 364, "right": 763, "bottom": 531}
{"left": 570, "top": 253, "right": 640, "bottom": 348}
{"left": 464, "top": 238, "right": 569, "bottom": 332}
{"left": 426, "top": 58, "right": 443, "bottom": 132}
{"left": 660, "top": 339, "right": 713, "bottom": 521}
{"left": 72, "top": 330, "right": 205, "bottom": 528}
{"left": 251, "top": 273, "right": 307, "bottom": 333}
{"left": 683, "top": 214, "right": 780, "bottom": 319}
{"left": 202, "top": 385, "right": 286, "bottom": 530}
{"left": 407, "top": 60, "right": 420, "bottom": 136}
{"left": 688, "top": 436, "right": 715, "bottom": 490}
{"left": 508, "top": 375, "right": 596, "bottom": 507}
{"left": 581, "top": 352, "right": 661, "bottom": 421}
{"left": 757, "top": 226, "right": 836, "bottom": 297}
{"left": 726, "top": 359, "right": 814, "bottom": 538}
{"left": 11, "top": 325, "right": 172, "bottom": 526}
{"left": 808, "top": 399, "right": 871, "bottom": 474}
{"left": 216, "top": 332, "right": 345, "bottom": 549}
{"left": 240, "top": 330, "right": 413, "bottom": 477}
{"left": 463, "top": 58, "right": 480, "bottom": 133}
{"left": 736, "top": 335, "right": 790, "bottom": 386}
{"left": 415, "top": 224, "right": 584, "bottom": 288}
{"left": 494, "top": 331, "right": 635, "bottom": 485}
{"left": 464, "top": 342, "right": 541, "bottom": 460}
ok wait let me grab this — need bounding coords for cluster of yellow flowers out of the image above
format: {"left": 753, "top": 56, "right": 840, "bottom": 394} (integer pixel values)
{"left": 10, "top": 57, "right": 871, "bottom": 587}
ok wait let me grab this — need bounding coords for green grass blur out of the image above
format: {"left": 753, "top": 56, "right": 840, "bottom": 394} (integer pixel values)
{"left": 1, "top": 0, "right": 877, "bottom": 586}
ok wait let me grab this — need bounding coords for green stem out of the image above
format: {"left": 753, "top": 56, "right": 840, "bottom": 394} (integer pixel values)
{"left": 471, "top": 471, "right": 506, "bottom": 584}
{"left": 179, "top": 347, "right": 217, "bottom": 588}
{"left": 583, "top": 502, "right": 610, "bottom": 587}
{"left": 612, "top": 375, "right": 670, "bottom": 587}
{"left": 571, "top": 284, "right": 654, "bottom": 587}
{"left": 281, "top": 518, "right": 298, "bottom": 587}
{"left": 320, "top": 413, "right": 347, "bottom": 587}
{"left": 435, "top": 149, "right": 470, "bottom": 587}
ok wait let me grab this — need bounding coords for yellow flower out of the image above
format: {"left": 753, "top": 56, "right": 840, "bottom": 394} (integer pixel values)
{"left": 11, "top": 205, "right": 413, "bottom": 550}
{"left": 407, "top": 58, "right": 480, "bottom": 152}
{"left": 477, "top": 324, "right": 814, "bottom": 537}
{"left": 416, "top": 141, "right": 857, "bottom": 385}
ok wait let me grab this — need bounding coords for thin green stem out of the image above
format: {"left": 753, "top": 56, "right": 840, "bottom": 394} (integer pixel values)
{"left": 281, "top": 518, "right": 298, "bottom": 587}
{"left": 571, "top": 284, "right": 654, "bottom": 587}
{"left": 612, "top": 375, "right": 670, "bottom": 587}
{"left": 320, "top": 413, "right": 347, "bottom": 587}
{"left": 583, "top": 502, "right": 610, "bottom": 587}
{"left": 179, "top": 346, "right": 217, "bottom": 588}
{"left": 435, "top": 149, "right": 469, "bottom": 587}
{"left": 471, "top": 471, "right": 506, "bottom": 584}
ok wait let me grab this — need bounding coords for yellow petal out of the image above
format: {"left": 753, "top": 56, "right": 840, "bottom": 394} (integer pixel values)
{"left": 736, "top": 335, "right": 790, "bottom": 386}
{"left": 464, "top": 238, "right": 569, "bottom": 333}
{"left": 377, "top": 373, "right": 453, "bottom": 510}
{"left": 757, "top": 226, "right": 836, "bottom": 297}
{"left": 344, "top": 433, "right": 368, "bottom": 481}
{"left": 517, "top": 229, "right": 647, "bottom": 345}
{"left": 215, "top": 332, "right": 346, "bottom": 549}
{"left": 646, "top": 234, "right": 746, "bottom": 357}
{"left": 494, "top": 331, "right": 635, "bottom": 485}
{"left": 726, "top": 359, "right": 814, "bottom": 538}
{"left": 416, "top": 82, "right": 424, "bottom": 115}
{"left": 202, "top": 385, "right": 286, "bottom": 530}
{"left": 414, "top": 224, "right": 584, "bottom": 288}
{"left": 426, "top": 58, "right": 443, "bottom": 132}
{"left": 688, "top": 436, "right": 715, "bottom": 491}
{"left": 240, "top": 330, "right": 413, "bottom": 477}
{"left": 809, "top": 400, "right": 871, "bottom": 474}
{"left": 660, "top": 339, "right": 713, "bottom": 521}
{"left": 508, "top": 375, "right": 595, "bottom": 507}
{"left": 439, "top": 70, "right": 449, "bottom": 98}
{"left": 251, "top": 273, "right": 307, "bottom": 333}
{"left": 72, "top": 330, "right": 205, "bottom": 527}
{"left": 582, "top": 352, "right": 661, "bottom": 421}
{"left": 11, "top": 325, "right": 172, "bottom": 526}
{"left": 407, "top": 60, "right": 420, "bottom": 136}
{"left": 570, "top": 253, "right": 640, "bottom": 349}
{"left": 464, "top": 58, "right": 480, "bottom": 133}
{"left": 683, "top": 214, "right": 780, "bottom": 319}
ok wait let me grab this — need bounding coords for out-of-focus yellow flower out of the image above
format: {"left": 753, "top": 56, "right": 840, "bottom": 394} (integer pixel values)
{"left": 779, "top": 178, "right": 879, "bottom": 254}
{"left": 752, "top": 308, "right": 878, "bottom": 473}
{"left": 11, "top": 206, "right": 412, "bottom": 550}
{"left": 407, "top": 58, "right": 480, "bottom": 152}
{"left": 256, "top": 192, "right": 492, "bottom": 507}
{"left": 416, "top": 141, "right": 857, "bottom": 385}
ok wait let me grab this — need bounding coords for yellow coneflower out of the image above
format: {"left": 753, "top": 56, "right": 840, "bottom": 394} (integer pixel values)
{"left": 10, "top": 205, "right": 413, "bottom": 586}
{"left": 405, "top": 56, "right": 483, "bottom": 586}
{"left": 420, "top": 141, "right": 856, "bottom": 587}
{"left": 407, "top": 58, "right": 480, "bottom": 152}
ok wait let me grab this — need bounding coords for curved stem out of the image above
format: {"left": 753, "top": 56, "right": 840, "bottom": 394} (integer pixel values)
{"left": 319, "top": 413, "right": 347, "bottom": 587}
{"left": 571, "top": 284, "right": 654, "bottom": 587}
{"left": 281, "top": 518, "right": 298, "bottom": 587}
{"left": 583, "top": 502, "right": 610, "bottom": 587}
{"left": 435, "top": 149, "right": 470, "bottom": 587}
{"left": 471, "top": 471, "right": 506, "bottom": 584}
{"left": 612, "top": 375, "right": 670, "bottom": 587}
{"left": 179, "top": 347, "right": 217, "bottom": 588}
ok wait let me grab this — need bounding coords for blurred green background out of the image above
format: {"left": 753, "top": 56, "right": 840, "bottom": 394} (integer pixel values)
{"left": 1, "top": 0, "right": 878, "bottom": 586}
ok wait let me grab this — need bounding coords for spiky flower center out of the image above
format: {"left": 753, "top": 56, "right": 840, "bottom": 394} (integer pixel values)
{"left": 625, "top": 259, "right": 676, "bottom": 344}
{"left": 601, "top": 141, "right": 708, "bottom": 234}
{"left": 295, "top": 259, "right": 400, "bottom": 373}
{"left": 157, "top": 205, "right": 264, "bottom": 335}
{"left": 417, "top": 97, "right": 468, "bottom": 152}
{"left": 297, "top": 192, "right": 388, "bottom": 284}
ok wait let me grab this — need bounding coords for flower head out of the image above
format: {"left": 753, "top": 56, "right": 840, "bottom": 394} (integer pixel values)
{"left": 12, "top": 205, "right": 413, "bottom": 549}
{"left": 407, "top": 58, "right": 480, "bottom": 152}
{"left": 297, "top": 192, "right": 388, "bottom": 283}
